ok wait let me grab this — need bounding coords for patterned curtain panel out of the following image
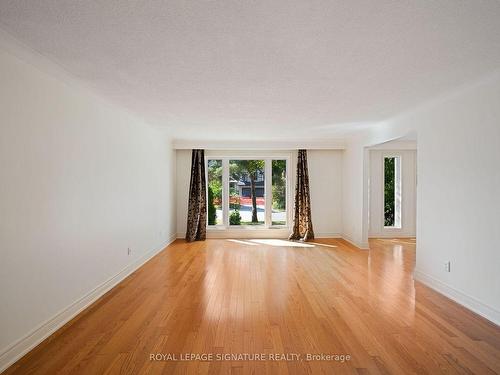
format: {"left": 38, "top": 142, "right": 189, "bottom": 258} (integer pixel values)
{"left": 289, "top": 149, "right": 315, "bottom": 241}
{"left": 185, "top": 149, "right": 207, "bottom": 242}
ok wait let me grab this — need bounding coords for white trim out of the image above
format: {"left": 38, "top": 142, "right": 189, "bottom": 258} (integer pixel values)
{"left": 414, "top": 270, "right": 500, "bottom": 326}
{"left": 173, "top": 140, "right": 346, "bottom": 150}
{"left": 205, "top": 150, "right": 292, "bottom": 159}
{"left": 368, "top": 149, "right": 417, "bottom": 239}
{"left": 381, "top": 153, "right": 402, "bottom": 230}
{"left": 264, "top": 160, "right": 272, "bottom": 227}
{"left": 222, "top": 159, "right": 230, "bottom": 227}
{"left": 369, "top": 233, "right": 415, "bottom": 239}
{"left": 0, "top": 234, "right": 177, "bottom": 374}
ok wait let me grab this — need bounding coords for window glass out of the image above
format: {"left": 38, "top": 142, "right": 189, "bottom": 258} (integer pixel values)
{"left": 272, "top": 160, "right": 286, "bottom": 226}
{"left": 384, "top": 156, "right": 402, "bottom": 228}
{"left": 229, "top": 160, "right": 265, "bottom": 225}
{"left": 207, "top": 159, "right": 223, "bottom": 225}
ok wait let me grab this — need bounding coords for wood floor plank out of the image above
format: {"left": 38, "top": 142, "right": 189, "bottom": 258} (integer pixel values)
{"left": 4, "top": 238, "right": 500, "bottom": 374}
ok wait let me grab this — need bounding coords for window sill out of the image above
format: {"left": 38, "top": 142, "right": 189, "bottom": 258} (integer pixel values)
{"left": 206, "top": 226, "right": 290, "bottom": 239}
{"left": 208, "top": 226, "right": 289, "bottom": 231}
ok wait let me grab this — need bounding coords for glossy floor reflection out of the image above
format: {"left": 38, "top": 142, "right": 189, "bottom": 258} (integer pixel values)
{"left": 5, "top": 238, "right": 500, "bottom": 374}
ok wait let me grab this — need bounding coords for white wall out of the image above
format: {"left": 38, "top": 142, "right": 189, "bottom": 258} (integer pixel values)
{"left": 341, "top": 142, "right": 369, "bottom": 248}
{"left": 343, "top": 71, "right": 500, "bottom": 324}
{"left": 0, "top": 45, "right": 176, "bottom": 366}
{"left": 308, "top": 150, "right": 342, "bottom": 237}
{"left": 176, "top": 149, "right": 342, "bottom": 238}
{"left": 176, "top": 149, "right": 191, "bottom": 237}
{"left": 369, "top": 149, "right": 417, "bottom": 238}
{"left": 404, "top": 78, "right": 500, "bottom": 324}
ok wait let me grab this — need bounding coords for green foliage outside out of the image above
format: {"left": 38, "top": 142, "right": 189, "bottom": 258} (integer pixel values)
{"left": 207, "top": 186, "right": 216, "bottom": 225}
{"left": 209, "top": 179, "right": 222, "bottom": 202}
{"left": 229, "top": 190, "right": 240, "bottom": 209}
{"left": 207, "top": 160, "right": 222, "bottom": 225}
{"left": 230, "top": 160, "right": 265, "bottom": 223}
{"left": 229, "top": 210, "right": 242, "bottom": 225}
{"left": 208, "top": 160, "right": 222, "bottom": 203}
{"left": 207, "top": 159, "right": 287, "bottom": 226}
{"left": 229, "top": 185, "right": 239, "bottom": 196}
{"left": 384, "top": 157, "right": 395, "bottom": 227}
{"left": 272, "top": 160, "right": 286, "bottom": 210}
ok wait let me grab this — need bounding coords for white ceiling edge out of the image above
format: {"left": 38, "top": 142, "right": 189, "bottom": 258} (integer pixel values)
{"left": 0, "top": 26, "right": 159, "bottom": 132}
{"left": 354, "top": 68, "right": 500, "bottom": 148}
{"left": 173, "top": 139, "right": 346, "bottom": 150}
{"left": 0, "top": 26, "right": 72, "bottom": 83}
{"left": 368, "top": 140, "right": 417, "bottom": 151}
{"left": 0, "top": 25, "right": 346, "bottom": 146}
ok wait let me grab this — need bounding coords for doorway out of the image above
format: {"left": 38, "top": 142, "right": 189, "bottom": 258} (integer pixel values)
{"left": 368, "top": 142, "right": 417, "bottom": 238}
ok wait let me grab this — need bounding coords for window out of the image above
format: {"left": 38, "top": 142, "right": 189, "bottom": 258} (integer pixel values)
{"left": 384, "top": 156, "right": 402, "bottom": 228}
{"left": 272, "top": 160, "right": 287, "bottom": 226}
{"left": 207, "top": 159, "right": 223, "bottom": 225}
{"left": 229, "top": 160, "right": 265, "bottom": 226}
{"left": 206, "top": 156, "right": 289, "bottom": 229}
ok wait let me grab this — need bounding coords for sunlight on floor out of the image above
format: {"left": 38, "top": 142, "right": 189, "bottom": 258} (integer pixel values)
{"left": 250, "top": 239, "right": 315, "bottom": 247}
{"left": 307, "top": 242, "right": 337, "bottom": 248}
{"left": 392, "top": 244, "right": 404, "bottom": 259}
{"left": 227, "top": 239, "right": 258, "bottom": 246}
{"left": 227, "top": 239, "right": 337, "bottom": 248}
{"left": 386, "top": 238, "right": 416, "bottom": 245}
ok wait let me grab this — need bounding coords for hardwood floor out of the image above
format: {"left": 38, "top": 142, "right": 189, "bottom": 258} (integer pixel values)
{"left": 5, "top": 238, "right": 500, "bottom": 374}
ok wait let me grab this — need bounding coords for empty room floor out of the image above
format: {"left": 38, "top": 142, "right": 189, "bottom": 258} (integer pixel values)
{"left": 5, "top": 238, "right": 500, "bottom": 374}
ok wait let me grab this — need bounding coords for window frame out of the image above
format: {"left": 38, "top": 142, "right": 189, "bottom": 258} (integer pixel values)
{"left": 205, "top": 152, "right": 292, "bottom": 231}
{"left": 205, "top": 159, "right": 224, "bottom": 227}
{"left": 382, "top": 153, "right": 402, "bottom": 229}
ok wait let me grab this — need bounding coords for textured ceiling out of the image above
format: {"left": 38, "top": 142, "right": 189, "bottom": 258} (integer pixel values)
{"left": 1, "top": 1, "right": 500, "bottom": 141}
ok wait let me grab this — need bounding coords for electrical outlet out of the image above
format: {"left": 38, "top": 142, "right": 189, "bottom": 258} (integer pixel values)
{"left": 444, "top": 261, "right": 451, "bottom": 272}
{"left": 127, "top": 247, "right": 132, "bottom": 256}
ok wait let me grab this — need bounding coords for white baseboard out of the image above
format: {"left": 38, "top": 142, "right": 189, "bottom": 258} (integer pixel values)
{"left": 368, "top": 233, "right": 415, "bottom": 239}
{"left": 341, "top": 234, "right": 369, "bottom": 250}
{"left": 414, "top": 270, "right": 500, "bottom": 326}
{"left": 0, "top": 234, "right": 177, "bottom": 374}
